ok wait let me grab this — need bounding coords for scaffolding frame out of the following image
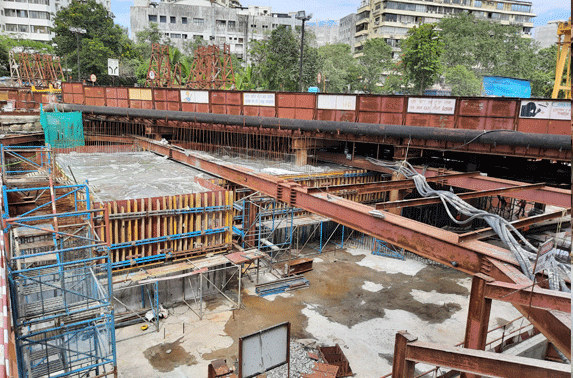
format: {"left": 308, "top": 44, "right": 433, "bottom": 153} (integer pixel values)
{"left": 1, "top": 145, "right": 117, "bottom": 378}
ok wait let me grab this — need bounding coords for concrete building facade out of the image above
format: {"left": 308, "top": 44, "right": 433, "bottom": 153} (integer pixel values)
{"left": 338, "top": 13, "right": 357, "bottom": 52}
{"left": 306, "top": 20, "right": 340, "bottom": 47}
{"left": 0, "top": 0, "right": 111, "bottom": 43}
{"left": 533, "top": 20, "right": 563, "bottom": 49}
{"left": 130, "top": 0, "right": 301, "bottom": 60}
{"left": 353, "top": 0, "right": 536, "bottom": 57}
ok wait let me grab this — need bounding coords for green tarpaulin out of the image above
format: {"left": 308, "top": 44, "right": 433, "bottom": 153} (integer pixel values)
{"left": 40, "top": 106, "right": 85, "bottom": 148}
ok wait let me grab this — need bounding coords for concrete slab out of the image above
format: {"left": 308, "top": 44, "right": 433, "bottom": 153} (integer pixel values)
{"left": 55, "top": 151, "right": 215, "bottom": 202}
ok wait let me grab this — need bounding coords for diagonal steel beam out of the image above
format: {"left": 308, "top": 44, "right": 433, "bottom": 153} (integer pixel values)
{"left": 376, "top": 183, "right": 547, "bottom": 210}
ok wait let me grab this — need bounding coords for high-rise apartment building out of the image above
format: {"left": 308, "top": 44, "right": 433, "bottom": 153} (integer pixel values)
{"left": 338, "top": 13, "right": 357, "bottom": 53}
{"left": 0, "top": 0, "right": 111, "bottom": 43}
{"left": 353, "top": 0, "right": 535, "bottom": 57}
{"left": 130, "top": 0, "right": 301, "bottom": 60}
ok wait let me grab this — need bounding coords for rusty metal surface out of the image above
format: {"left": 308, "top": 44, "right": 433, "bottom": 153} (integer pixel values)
{"left": 316, "top": 152, "right": 571, "bottom": 208}
{"left": 318, "top": 344, "right": 352, "bottom": 377}
{"left": 400, "top": 333, "right": 570, "bottom": 378}
{"left": 485, "top": 280, "right": 571, "bottom": 313}
{"left": 376, "top": 183, "right": 547, "bottom": 210}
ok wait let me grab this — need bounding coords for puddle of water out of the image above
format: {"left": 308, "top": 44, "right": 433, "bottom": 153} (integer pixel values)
{"left": 143, "top": 336, "right": 197, "bottom": 372}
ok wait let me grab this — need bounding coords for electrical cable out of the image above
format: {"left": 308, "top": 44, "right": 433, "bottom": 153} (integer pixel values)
{"left": 366, "top": 157, "right": 569, "bottom": 292}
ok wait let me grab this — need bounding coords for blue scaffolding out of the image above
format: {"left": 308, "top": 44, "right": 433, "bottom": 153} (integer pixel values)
{"left": 2, "top": 145, "right": 117, "bottom": 378}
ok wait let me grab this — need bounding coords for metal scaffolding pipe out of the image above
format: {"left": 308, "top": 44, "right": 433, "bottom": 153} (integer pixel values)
{"left": 53, "top": 104, "right": 571, "bottom": 150}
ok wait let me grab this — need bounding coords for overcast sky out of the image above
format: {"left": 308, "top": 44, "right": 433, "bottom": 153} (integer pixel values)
{"left": 112, "top": 0, "right": 571, "bottom": 34}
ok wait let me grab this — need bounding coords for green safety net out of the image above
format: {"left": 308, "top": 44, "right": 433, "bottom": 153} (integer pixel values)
{"left": 40, "top": 105, "right": 85, "bottom": 148}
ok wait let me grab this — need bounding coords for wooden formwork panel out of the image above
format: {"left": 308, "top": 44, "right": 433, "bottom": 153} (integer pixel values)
{"left": 95, "top": 191, "right": 233, "bottom": 268}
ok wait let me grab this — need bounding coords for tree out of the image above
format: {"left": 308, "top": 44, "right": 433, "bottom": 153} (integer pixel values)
{"left": 382, "top": 73, "right": 406, "bottom": 95}
{"left": 359, "top": 38, "right": 393, "bottom": 93}
{"left": 52, "top": 0, "right": 131, "bottom": 84}
{"left": 438, "top": 13, "right": 537, "bottom": 79}
{"left": 444, "top": 65, "right": 481, "bottom": 96}
{"left": 317, "top": 44, "right": 362, "bottom": 93}
{"left": 529, "top": 45, "right": 559, "bottom": 98}
{"left": 400, "top": 23, "right": 444, "bottom": 95}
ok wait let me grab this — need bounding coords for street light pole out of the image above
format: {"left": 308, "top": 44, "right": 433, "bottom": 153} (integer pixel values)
{"left": 68, "top": 26, "right": 86, "bottom": 82}
{"left": 295, "top": 11, "right": 312, "bottom": 92}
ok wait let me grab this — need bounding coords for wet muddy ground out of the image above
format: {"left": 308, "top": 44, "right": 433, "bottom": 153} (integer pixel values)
{"left": 116, "top": 247, "right": 522, "bottom": 378}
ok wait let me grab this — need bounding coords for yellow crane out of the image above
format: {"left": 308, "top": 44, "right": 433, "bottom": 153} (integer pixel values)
{"left": 551, "top": 18, "right": 571, "bottom": 99}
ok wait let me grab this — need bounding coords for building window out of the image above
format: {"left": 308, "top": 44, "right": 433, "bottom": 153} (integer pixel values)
{"left": 160, "top": 15, "right": 166, "bottom": 23}
{"left": 193, "top": 18, "right": 204, "bottom": 25}
{"left": 474, "top": 0, "right": 481, "bottom": 7}
{"left": 511, "top": 4, "right": 530, "bottom": 12}
{"left": 6, "top": 24, "right": 29, "bottom": 32}
{"left": 148, "top": 15, "right": 157, "bottom": 22}
{"left": 228, "top": 20, "right": 236, "bottom": 28}
{"left": 6, "top": 9, "right": 28, "bottom": 18}
{"left": 182, "top": 17, "right": 188, "bottom": 24}
{"left": 497, "top": 2, "right": 504, "bottom": 10}
{"left": 170, "top": 16, "right": 176, "bottom": 23}
{"left": 171, "top": 33, "right": 181, "bottom": 38}
{"left": 31, "top": 25, "right": 48, "bottom": 33}
{"left": 238, "top": 37, "right": 243, "bottom": 43}
{"left": 216, "top": 19, "right": 226, "bottom": 27}
{"left": 29, "top": 0, "right": 50, "bottom": 4}
{"left": 29, "top": 11, "right": 50, "bottom": 19}
{"left": 182, "top": 34, "right": 188, "bottom": 39}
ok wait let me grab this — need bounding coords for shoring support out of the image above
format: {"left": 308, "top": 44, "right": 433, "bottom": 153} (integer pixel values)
{"left": 391, "top": 331, "right": 569, "bottom": 378}
{"left": 461, "top": 273, "right": 494, "bottom": 378}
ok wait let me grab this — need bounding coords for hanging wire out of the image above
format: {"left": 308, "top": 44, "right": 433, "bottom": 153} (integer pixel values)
{"left": 365, "top": 157, "right": 569, "bottom": 292}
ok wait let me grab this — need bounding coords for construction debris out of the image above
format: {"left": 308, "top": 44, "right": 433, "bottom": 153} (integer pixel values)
{"left": 318, "top": 344, "right": 353, "bottom": 378}
{"left": 255, "top": 276, "right": 310, "bottom": 297}
{"left": 286, "top": 257, "right": 314, "bottom": 276}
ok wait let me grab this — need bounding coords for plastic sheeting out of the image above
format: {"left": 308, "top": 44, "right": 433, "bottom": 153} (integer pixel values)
{"left": 40, "top": 106, "right": 85, "bottom": 148}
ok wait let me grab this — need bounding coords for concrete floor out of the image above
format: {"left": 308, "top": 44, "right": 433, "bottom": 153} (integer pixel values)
{"left": 115, "top": 245, "right": 523, "bottom": 378}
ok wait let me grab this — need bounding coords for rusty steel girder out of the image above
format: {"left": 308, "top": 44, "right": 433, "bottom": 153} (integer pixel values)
{"left": 392, "top": 331, "right": 570, "bottom": 378}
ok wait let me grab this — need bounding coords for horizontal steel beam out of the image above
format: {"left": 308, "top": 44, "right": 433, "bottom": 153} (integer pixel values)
{"left": 0, "top": 133, "right": 43, "bottom": 145}
{"left": 395, "top": 331, "right": 569, "bottom": 378}
{"left": 316, "top": 152, "right": 571, "bottom": 208}
{"left": 460, "top": 208, "right": 572, "bottom": 241}
{"left": 376, "top": 183, "right": 547, "bottom": 210}
{"left": 56, "top": 103, "right": 572, "bottom": 150}
{"left": 306, "top": 172, "right": 480, "bottom": 195}
{"left": 485, "top": 280, "right": 571, "bottom": 313}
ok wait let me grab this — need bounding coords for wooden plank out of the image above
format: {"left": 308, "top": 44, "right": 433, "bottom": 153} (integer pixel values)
{"left": 196, "top": 193, "right": 201, "bottom": 250}
{"left": 113, "top": 201, "right": 118, "bottom": 265}
{"left": 127, "top": 200, "right": 132, "bottom": 259}
{"left": 183, "top": 194, "right": 189, "bottom": 251}
{"left": 120, "top": 205, "right": 126, "bottom": 262}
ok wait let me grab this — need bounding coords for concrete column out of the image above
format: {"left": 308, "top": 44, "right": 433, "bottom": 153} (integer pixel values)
{"left": 461, "top": 273, "right": 495, "bottom": 378}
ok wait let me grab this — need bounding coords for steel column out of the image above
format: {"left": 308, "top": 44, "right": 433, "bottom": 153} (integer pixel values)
{"left": 461, "top": 273, "right": 494, "bottom": 378}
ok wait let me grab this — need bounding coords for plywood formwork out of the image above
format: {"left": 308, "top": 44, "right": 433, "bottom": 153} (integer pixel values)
{"left": 94, "top": 191, "right": 234, "bottom": 269}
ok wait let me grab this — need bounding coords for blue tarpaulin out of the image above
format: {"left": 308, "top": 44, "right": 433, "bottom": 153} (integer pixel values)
{"left": 482, "top": 76, "right": 531, "bottom": 98}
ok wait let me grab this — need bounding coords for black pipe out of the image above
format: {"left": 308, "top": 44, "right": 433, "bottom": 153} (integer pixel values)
{"left": 54, "top": 104, "right": 571, "bottom": 151}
